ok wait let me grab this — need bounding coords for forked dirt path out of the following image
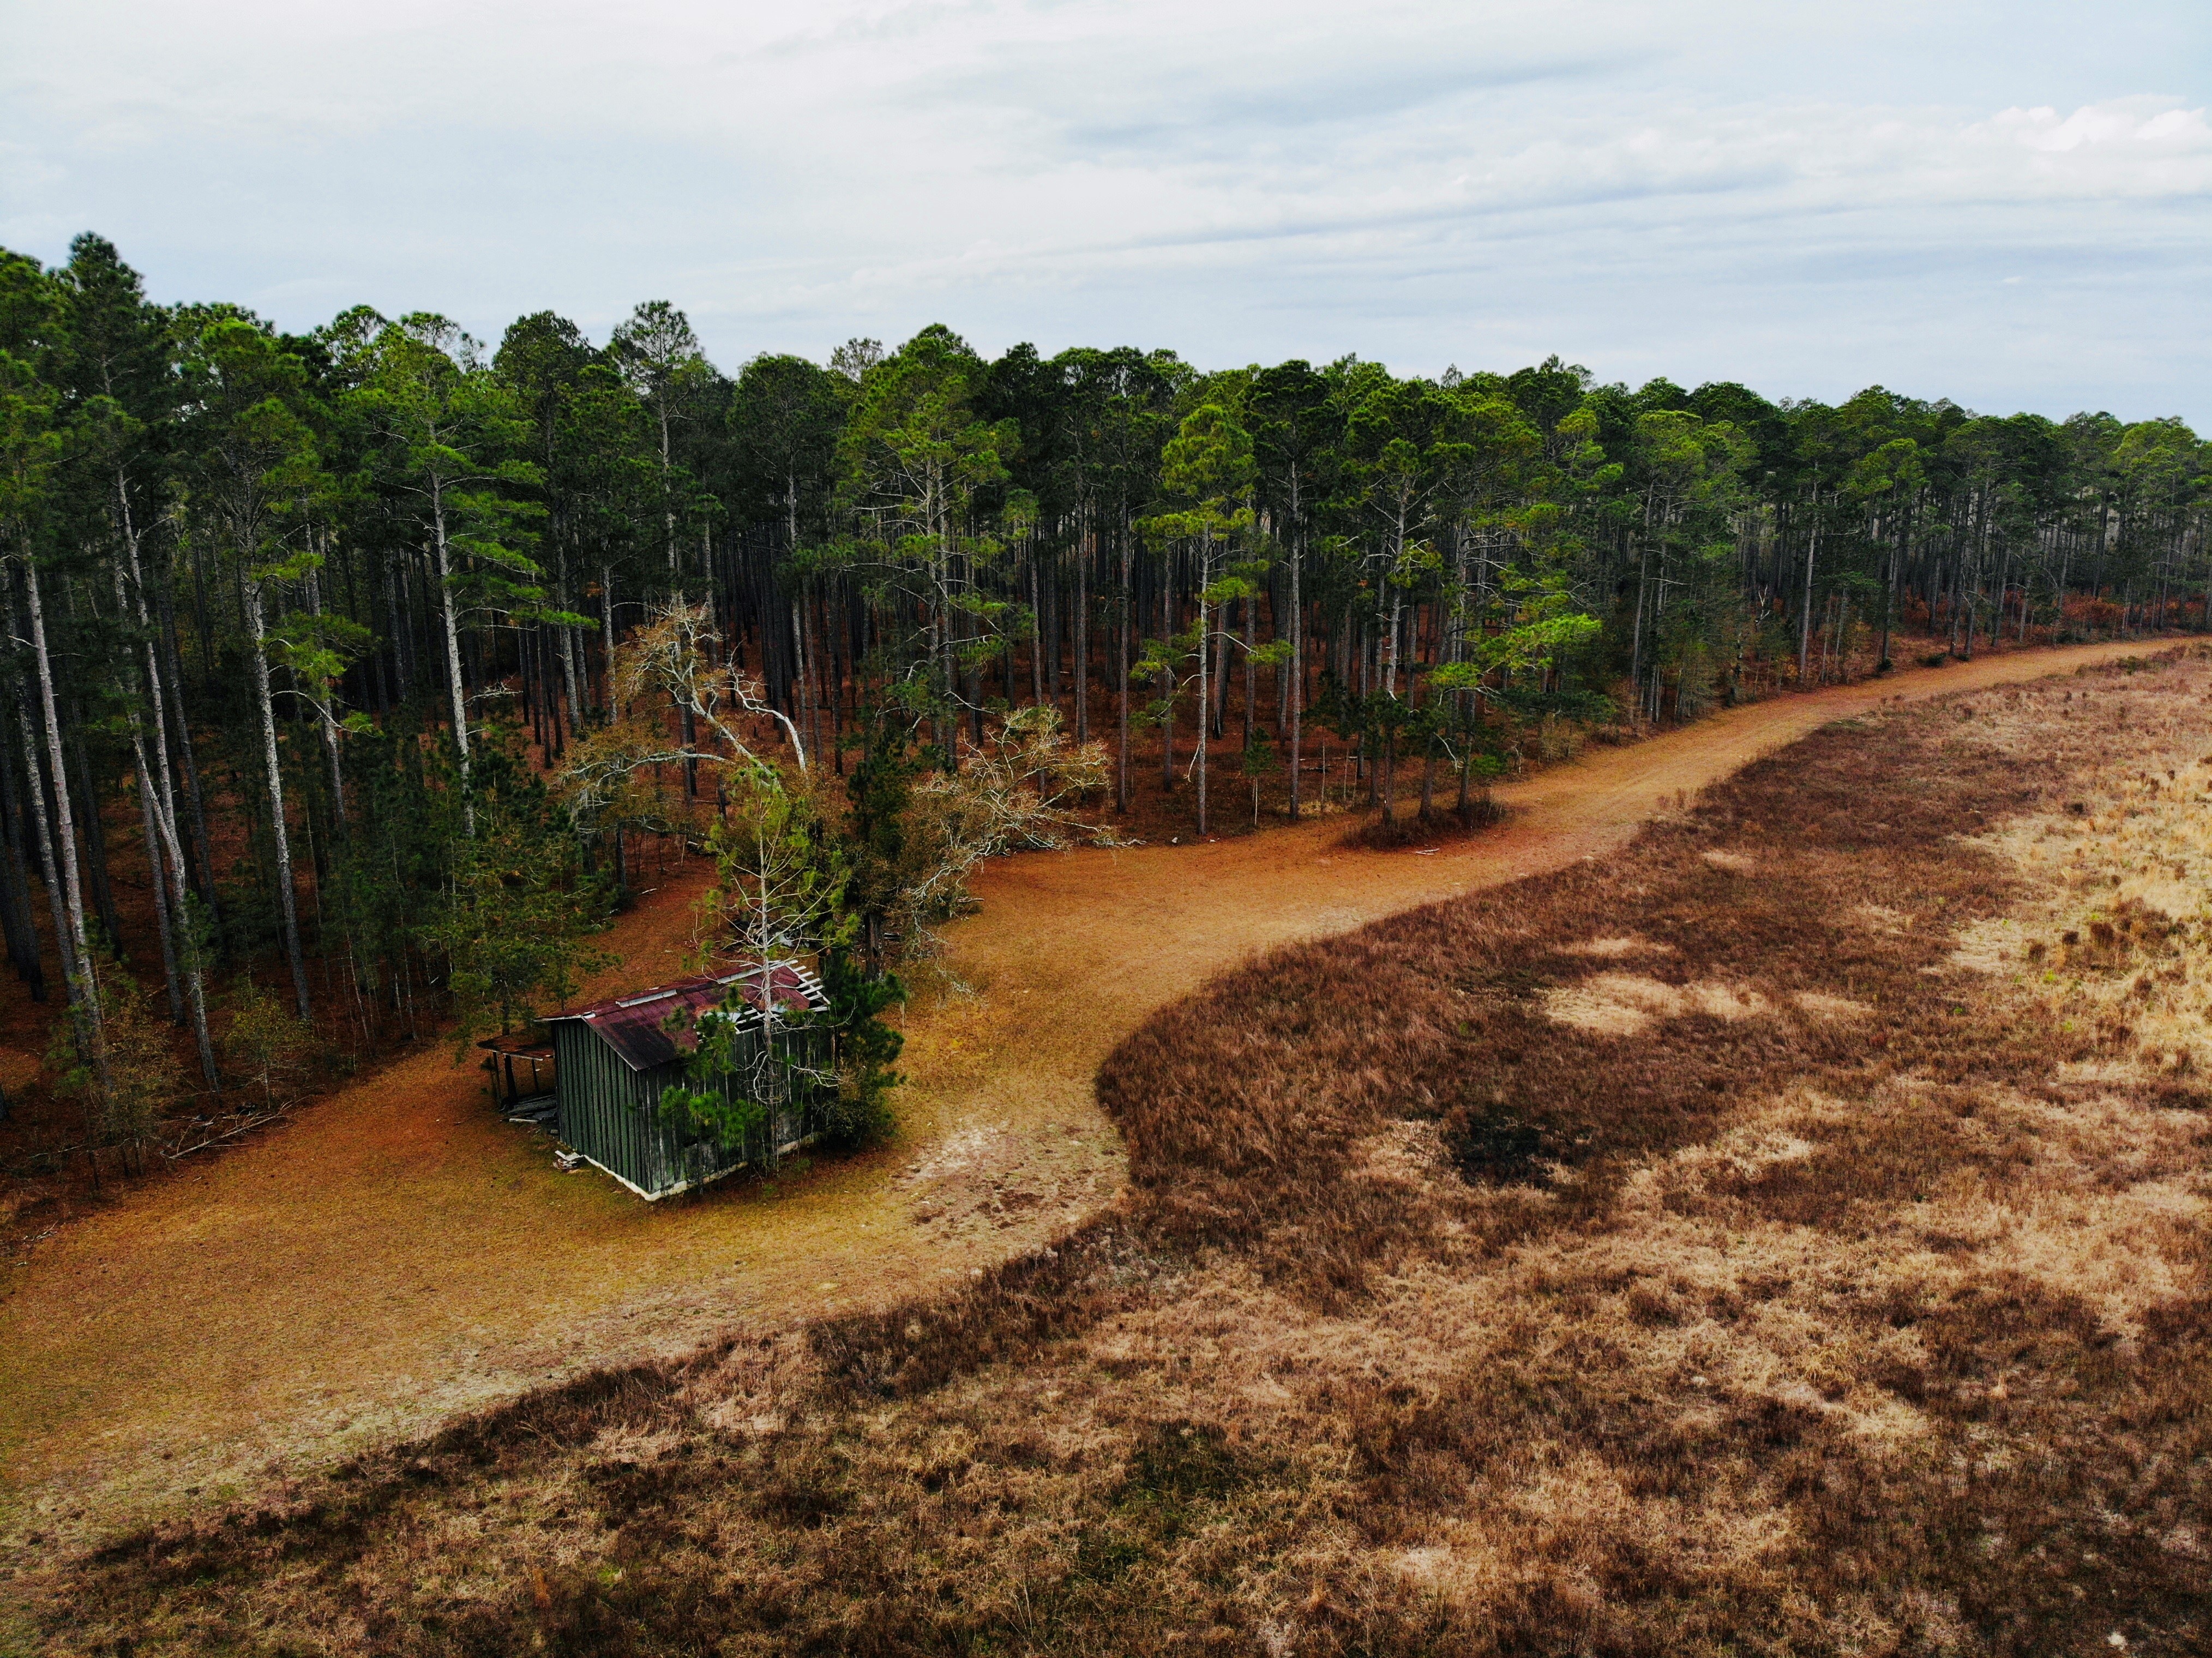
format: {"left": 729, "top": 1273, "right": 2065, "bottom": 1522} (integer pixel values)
{"left": 0, "top": 640, "right": 2162, "bottom": 1546}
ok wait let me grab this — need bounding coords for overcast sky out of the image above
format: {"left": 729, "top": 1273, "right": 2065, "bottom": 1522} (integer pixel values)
{"left": 4, "top": 1, "right": 2207, "bottom": 424}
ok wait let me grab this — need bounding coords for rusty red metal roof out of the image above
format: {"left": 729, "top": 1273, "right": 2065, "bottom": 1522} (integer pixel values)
{"left": 544, "top": 961, "right": 827, "bottom": 1072}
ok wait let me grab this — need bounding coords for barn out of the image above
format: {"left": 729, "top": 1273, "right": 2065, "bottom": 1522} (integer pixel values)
{"left": 539, "top": 961, "right": 832, "bottom": 1200}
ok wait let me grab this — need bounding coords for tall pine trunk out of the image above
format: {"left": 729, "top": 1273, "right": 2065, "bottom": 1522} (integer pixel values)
{"left": 157, "top": 574, "right": 218, "bottom": 920}
{"left": 20, "top": 562, "right": 98, "bottom": 1036}
{"left": 1797, "top": 492, "right": 1821, "bottom": 684}
{"left": 0, "top": 710, "right": 46, "bottom": 1000}
{"left": 1116, "top": 524, "right": 1132, "bottom": 813}
{"left": 432, "top": 494, "right": 474, "bottom": 836}
{"left": 1288, "top": 525, "right": 1303, "bottom": 822}
{"left": 306, "top": 561, "right": 348, "bottom": 822}
{"left": 243, "top": 576, "right": 312, "bottom": 1019}
{"left": 1074, "top": 520, "right": 1089, "bottom": 744}
{"left": 1195, "top": 549, "right": 1210, "bottom": 837}
{"left": 17, "top": 699, "right": 80, "bottom": 1020}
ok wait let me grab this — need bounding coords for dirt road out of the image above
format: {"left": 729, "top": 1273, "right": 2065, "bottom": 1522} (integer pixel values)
{"left": 0, "top": 639, "right": 2165, "bottom": 1545}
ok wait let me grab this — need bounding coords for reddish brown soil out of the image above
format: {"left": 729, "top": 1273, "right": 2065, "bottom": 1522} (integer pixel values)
{"left": 0, "top": 638, "right": 2162, "bottom": 1548}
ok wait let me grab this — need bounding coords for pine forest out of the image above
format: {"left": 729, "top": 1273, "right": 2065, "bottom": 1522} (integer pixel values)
{"left": 1, "top": 231, "right": 2207, "bottom": 1173}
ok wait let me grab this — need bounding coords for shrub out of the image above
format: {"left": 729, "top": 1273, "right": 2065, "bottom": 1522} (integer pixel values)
{"left": 46, "top": 971, "right": 185, "bottom": 1164}
{"left": 221, "top": 979, "right": 319, "bottom": 1110}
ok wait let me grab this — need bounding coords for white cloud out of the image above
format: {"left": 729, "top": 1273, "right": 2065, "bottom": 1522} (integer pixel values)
{"left": 2, "top": 1, "right": 2205, "bottom": 421}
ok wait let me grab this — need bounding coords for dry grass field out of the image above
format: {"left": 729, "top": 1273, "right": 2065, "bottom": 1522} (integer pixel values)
{"left": 2, "top": 643, "right": 2142, "bottom": 1561}
{"left": 15, "top": 649, "right": 2212, "bottom": 1655}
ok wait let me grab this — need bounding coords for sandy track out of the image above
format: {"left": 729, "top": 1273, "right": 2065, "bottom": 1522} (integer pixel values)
{"left": 0, "top": 639, "right": 2163, "bottom": 1543}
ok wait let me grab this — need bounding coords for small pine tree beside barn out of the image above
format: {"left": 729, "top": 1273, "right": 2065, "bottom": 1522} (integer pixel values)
{"left": 542, "top": 962, "right": 830, "bottom": 1199}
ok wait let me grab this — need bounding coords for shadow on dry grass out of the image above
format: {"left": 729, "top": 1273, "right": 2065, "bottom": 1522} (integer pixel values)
{"left": 19, "top": 654, "right": 2212, "bottom": 1656}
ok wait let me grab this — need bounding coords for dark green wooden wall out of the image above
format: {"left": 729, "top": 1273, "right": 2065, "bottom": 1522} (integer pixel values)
{"left": 551, "top": 1022, "right": 831, "bottom": 1199}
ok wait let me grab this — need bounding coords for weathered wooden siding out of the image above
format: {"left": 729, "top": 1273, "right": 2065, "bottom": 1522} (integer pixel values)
{"left": 551, "top": 1021, "right": 832, "bottom": 1199}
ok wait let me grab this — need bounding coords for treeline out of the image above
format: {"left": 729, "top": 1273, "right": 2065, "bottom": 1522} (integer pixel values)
{"left": 2, "top": 232, "right": 2208, "bottom": 1109}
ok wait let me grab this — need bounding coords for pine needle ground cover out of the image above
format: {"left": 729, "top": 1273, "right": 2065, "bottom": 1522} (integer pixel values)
{"left": 19, "top": 654, "right": 2212, "bottom": 1656}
